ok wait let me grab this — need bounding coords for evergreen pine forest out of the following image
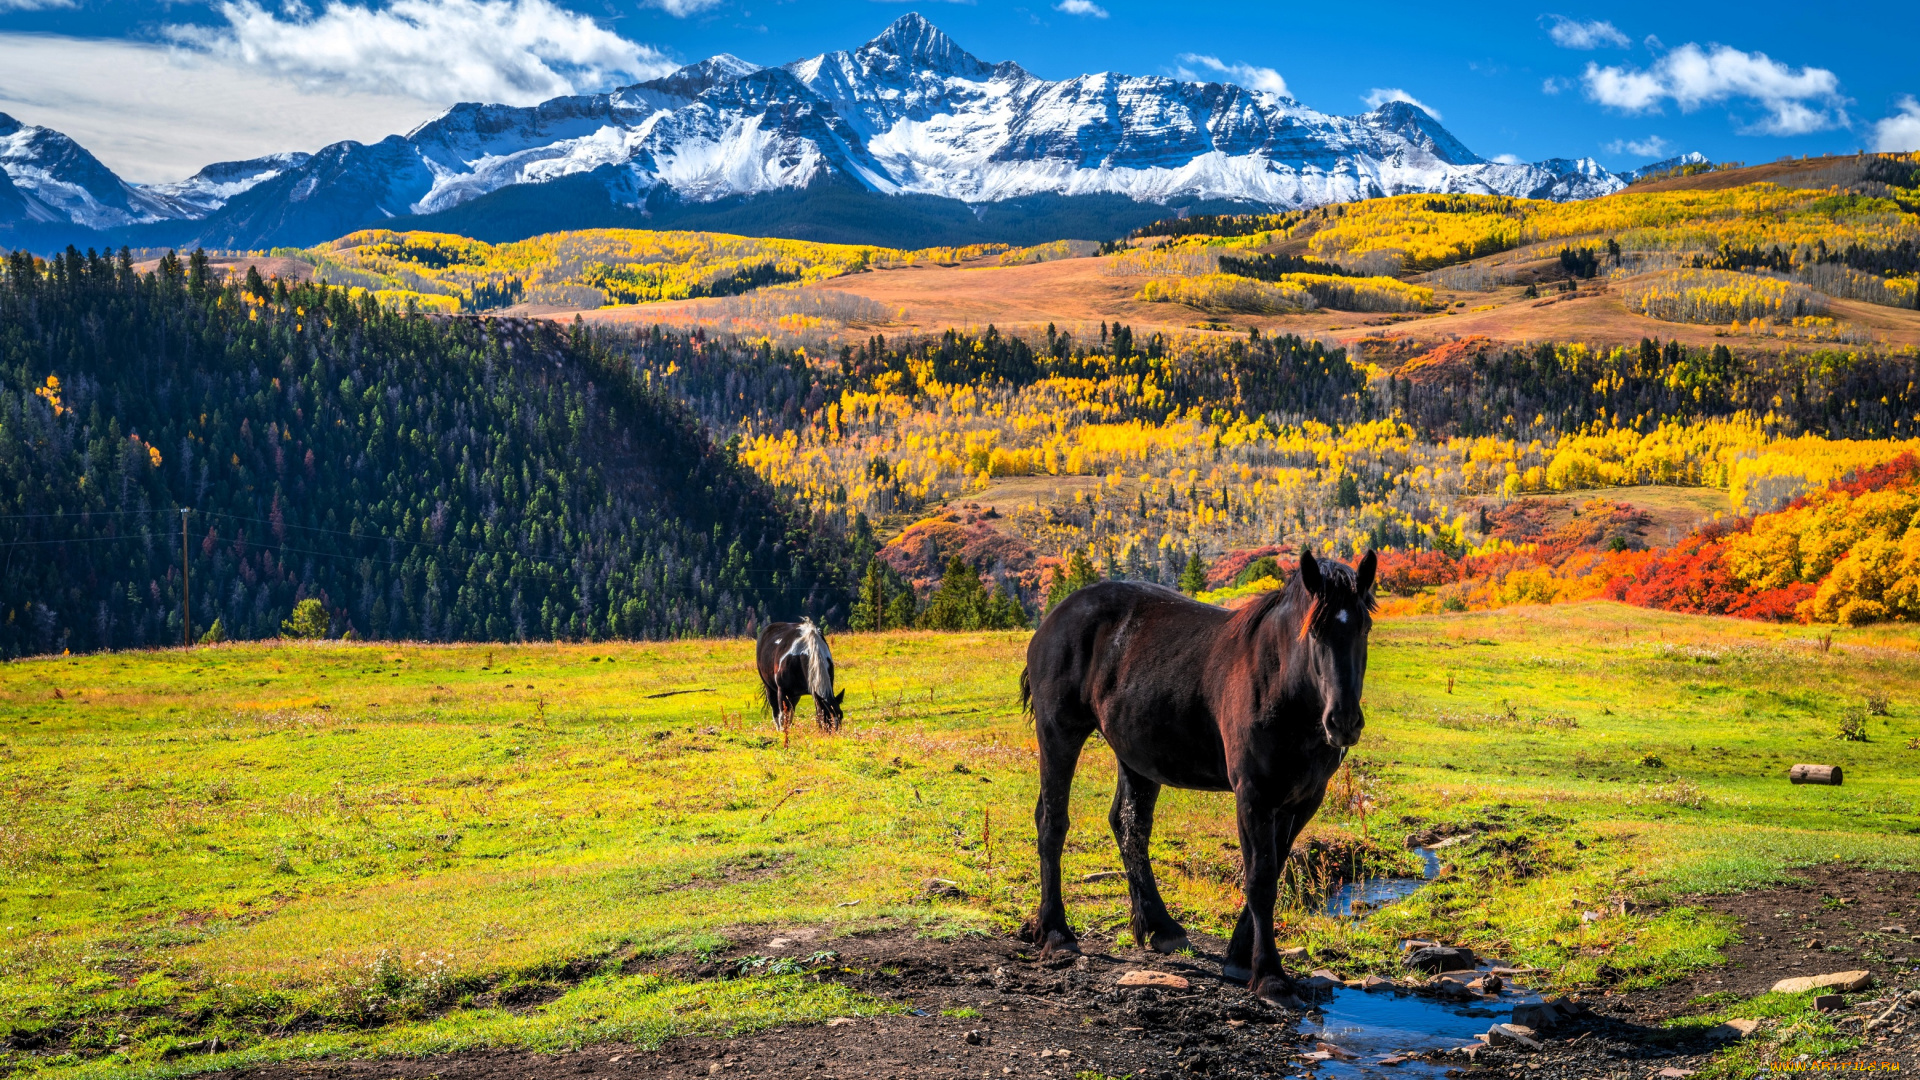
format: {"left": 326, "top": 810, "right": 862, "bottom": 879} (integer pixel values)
{"left": 0, "top": 248, "right": 860, "bottom": 656}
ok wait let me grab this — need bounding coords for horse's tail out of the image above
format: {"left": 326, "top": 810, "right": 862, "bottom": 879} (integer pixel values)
{"left": 760, "top": 666, "right": 781, "bottom": 717}
{"left": 1019, "top": 666, "right": 1032, "bottom": 716}
{"left": 799, "top": 617, "right": 835, "bottom": 700}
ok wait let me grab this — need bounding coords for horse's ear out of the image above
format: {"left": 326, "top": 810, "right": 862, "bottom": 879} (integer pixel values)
{"left": 1356, "top": 549, "right": 1377, "bottom": 596}
{"left": 833, "top": 690, "right": 846, "bottom": 707}
{"left": 1298, "top": 547, "right": 1323, "bottom": 593}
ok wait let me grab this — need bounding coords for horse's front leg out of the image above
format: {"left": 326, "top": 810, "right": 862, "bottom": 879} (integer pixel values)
{"left": 1226, "top": 806, "right": 1311, "bottom": 980}
{"left": 1229, "top": 797, "right": 1295, "bottom": 1002}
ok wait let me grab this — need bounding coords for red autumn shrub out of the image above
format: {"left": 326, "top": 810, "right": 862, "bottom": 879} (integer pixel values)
{"left": 1829, "top": 451, "right": 1920, "bottom": 497}
{"left": 1610, "top": 515, "right": 1803, "bottom": 621}
{"left": 1725, "top": 582, "right": 1817, "bottom": 621}
{"left": 1532, "top": 501, "right": 1654, "bottom": 566}
{"left": 1483, "top": 499, "right": 1554, "bottom": 542}
{"left": 1207, "top": 545, "right": 1290, "bottom": 590}
{"left": 1375, "top": 549, "right": 1463, "bottom": 595}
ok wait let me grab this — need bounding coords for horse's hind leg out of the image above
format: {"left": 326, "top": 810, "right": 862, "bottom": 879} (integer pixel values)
{"left": 1109, "top": 763, "right": 1188, "bottom": 954}
{"left": 1023, "top": 712, "right": 1093, "bottom": 958}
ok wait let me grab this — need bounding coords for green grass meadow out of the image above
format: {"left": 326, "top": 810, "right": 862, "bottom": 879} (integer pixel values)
{"left": 4, "top": 602, "right": 1918, "bottom": 1077}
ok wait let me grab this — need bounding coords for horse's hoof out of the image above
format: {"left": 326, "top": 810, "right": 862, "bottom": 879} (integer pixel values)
{"left": 1037, "top": 932, "right": 1081, "bottom": 959}
{"left": 1148, "top": 933, "right": 1191, "bottom": 955}
{"left": 1252, "top": 978, "right": 1302, "bottom": 1008}
{"left": 1221, "top": 962, "right": 1253, "bottom": 982}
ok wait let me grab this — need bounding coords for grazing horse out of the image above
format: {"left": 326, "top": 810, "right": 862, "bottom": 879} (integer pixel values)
{"left": 756, "top": 618, "right": 845, "bottom": 732}
{"left": 1019, "top": 547, "right": 1376, "bottom": 1001}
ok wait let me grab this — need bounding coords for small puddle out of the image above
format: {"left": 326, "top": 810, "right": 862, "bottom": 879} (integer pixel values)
{"left": 1299, "top": 981, "right": 1540, "bottom": 1077}
{"left": 1322, "top": 846, "right": 1441, "bottom": 918}
{"left": 1302, "top": 846, "right": 1539, "bottom": 1074}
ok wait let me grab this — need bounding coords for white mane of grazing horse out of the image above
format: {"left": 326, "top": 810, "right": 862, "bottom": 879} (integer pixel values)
{"left": 794, "top": 617, "right": 835, "bottom": 700}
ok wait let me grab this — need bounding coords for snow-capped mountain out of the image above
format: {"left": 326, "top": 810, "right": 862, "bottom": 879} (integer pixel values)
{"left": 0, "top": 113, "right": 180, "bottom": 229}
{"left": 1626, "top": 152, "right": 1712, "bottom": 181}
{"left": 1, "top": 15, "right": 1655, "bottom": 251}
{"left": 147, "top": 153, "right": 315, "bottom": 218}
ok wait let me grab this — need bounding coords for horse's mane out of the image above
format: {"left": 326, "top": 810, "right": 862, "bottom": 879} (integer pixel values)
{"left": 798, "top": 617, "right": 835, "bottom": 699}
{"left": 1221, "top": 577, "right": 1305, "bottom": 647}
{"left": 1221, "top": 558, "right": 1376, "bottom": 647}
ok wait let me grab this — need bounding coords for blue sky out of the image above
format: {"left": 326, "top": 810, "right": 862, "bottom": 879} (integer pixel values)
{"left": 0, "top": 0, "right": 1913, "bottom": 183}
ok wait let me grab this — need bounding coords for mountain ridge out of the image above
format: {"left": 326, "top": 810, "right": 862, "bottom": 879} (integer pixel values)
{"left": 2, "top": 13, "right": 1657, "bottom": 252}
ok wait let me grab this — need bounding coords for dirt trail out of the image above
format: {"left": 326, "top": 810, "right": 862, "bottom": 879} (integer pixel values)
{"left": 214, "top": 867, "right": 1920, "bottom": 1080}
{"left": 220, "top": 928, "right": 1307, "bottom": 1080}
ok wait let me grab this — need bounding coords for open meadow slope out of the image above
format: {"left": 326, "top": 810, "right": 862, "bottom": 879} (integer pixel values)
{"left": 722, "top": 157, "right": 1920, "bottom": 349}
{"left": 3, "top": 605, "right": 1920, "bottom": 1077}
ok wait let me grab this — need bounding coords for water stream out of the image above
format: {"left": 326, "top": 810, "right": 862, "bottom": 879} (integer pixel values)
{"left": 1296, "top": 845, "right": 1537, "bottom": 1074}
{"left": 1298, "top": 983, "right": 1541, "bottom": 1077}
{"left": 1321, "top": 845, "right": 1442, "bottom": 918}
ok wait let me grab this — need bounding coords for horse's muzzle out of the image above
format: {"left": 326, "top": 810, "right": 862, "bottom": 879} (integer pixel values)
{"left": 1323, "top": 711, "right": 1365, "bottom": 748}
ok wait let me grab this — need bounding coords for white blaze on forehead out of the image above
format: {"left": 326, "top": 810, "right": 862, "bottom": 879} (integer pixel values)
{"left": 1335, "top": 609, "right": 1350, "bottom": 624}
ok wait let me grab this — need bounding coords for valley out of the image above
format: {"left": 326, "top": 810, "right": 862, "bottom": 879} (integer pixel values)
{"left": 4, "top": 11, "right": 1920, "bottom": 1079}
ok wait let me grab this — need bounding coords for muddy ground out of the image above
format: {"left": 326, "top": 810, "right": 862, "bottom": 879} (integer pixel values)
{"left": 217, "top": 866, "right": 1920, "bottom": 1080}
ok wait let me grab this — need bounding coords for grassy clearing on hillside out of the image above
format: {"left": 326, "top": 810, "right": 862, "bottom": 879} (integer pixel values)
{"left": 4, "top": 603, "right": 1919, "bottom": 1077}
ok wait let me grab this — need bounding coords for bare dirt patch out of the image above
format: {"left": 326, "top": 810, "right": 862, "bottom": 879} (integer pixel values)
{"left": 1617, "top": 865, "right": 1920, "bottom": 1019}
{"left": 1498, "top": 865, "right": 1920, "bottom": 1078}
{"left": 1625, "top": 155, "right": 1882, "bottom": 195}
{"left": 214, "top": 927, "right": 1309, "bottom": 1080}
{"left": 209, "top": 867, "right": 1920, "bottom": 1080}
{"left": 1465, "top": 487, "right": 1733, "bottom": 549}
{"left": 1354, "top": 285, "right": 1920, "bottom": 354}
{"left": 132, "top": 255, "right": 316, "bottom": 284}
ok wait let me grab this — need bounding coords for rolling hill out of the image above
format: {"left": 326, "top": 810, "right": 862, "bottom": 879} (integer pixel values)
{"left": 0, "top": 249, "right": 860, "bottom": 657}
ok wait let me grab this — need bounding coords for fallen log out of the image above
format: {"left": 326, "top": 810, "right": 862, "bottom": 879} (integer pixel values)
{"left": 1790, "top": 763, "right": 1843, "bottom": 785}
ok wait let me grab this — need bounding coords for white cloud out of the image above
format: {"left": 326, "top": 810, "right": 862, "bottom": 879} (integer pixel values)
{"left": 1604, "top": 135, "right": 1670, "bottom": 156}
{"left": 0, "top": 0, "right": 73, "bottom": 10}
{"left": 1541, "top": 76, "right": 1569, "bottom": 95}
{"left": 168, "top": 0, "right": 675, "bottom": 106}
{"left": 1054, "top": 0, "right": 1107, "bottom": 15}
{"left": 1363, "top": 87, "right": 1440, "bottom": 120}
{"left": 0, "top": 33, "right": 438, "bottom": 182}
{"left": 1873, "top": 96, "right": 1920, "bottom": 152}
{"left": 1176, "top": 53, "right": 1287, "bottom": 98}
{"left": 642, "top": 0, "right": 722, "bottom": 13}
{"left": 1583, "top": 42, "right": 1848, "bottom": 135}
{"left": 1491, "top": 153, "right": 1523, "bottom": 164}
{"left": 1544, "top": 15, "right": 1628, "bottom": 50}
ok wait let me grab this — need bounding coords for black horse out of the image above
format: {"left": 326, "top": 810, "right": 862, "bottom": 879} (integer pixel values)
{"left": 756, "top": 617, "right": 844, "bottom": 732}
{"left": 1019, "top": 547, "right": 1375, "bottom": 1001}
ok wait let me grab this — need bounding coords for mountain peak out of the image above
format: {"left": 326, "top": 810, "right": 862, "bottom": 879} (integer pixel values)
{"left": 1365, "top": 100, "right": 1480, "bottom": 166}
{"left": 1628, "top": 151, "right": 1709, "bottom": 179}
{"left": 860, "top": 12, "right": 986, "bottom": 75}
{"left": 704, "top": 54, "right": 761, "bottom": 79}
{"left": 641, "top": 53, "right": 765, "bottom": 100}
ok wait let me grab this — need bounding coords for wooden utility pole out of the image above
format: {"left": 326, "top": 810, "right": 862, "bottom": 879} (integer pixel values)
{"left": 180, "top": 508, "right": 191, "bottom": 647}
